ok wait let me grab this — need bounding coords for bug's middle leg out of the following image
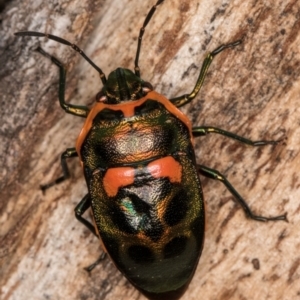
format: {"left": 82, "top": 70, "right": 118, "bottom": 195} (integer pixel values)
{"left": 40, "top": 147, "right": 78, "bottom": 192}
{"left": 192, "top": 126, "right": 282, "bottom": 146}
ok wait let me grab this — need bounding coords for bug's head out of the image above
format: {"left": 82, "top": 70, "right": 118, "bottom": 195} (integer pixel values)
{"left": 96, "top": 68, "right": 153, "bottom": 104}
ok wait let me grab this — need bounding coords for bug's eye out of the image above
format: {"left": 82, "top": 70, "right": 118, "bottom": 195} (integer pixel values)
{"left": 96, "top": 91, "right": 107, "bottom": 102}
{"left": 142, "top": 82, "right": 153, "bottom": 94}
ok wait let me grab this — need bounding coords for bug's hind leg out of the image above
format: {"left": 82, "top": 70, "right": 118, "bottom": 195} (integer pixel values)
{"left": 75, "top": 194, "right": 107, "bottom": 272}
{"left": 197, "top": 164, "right": 288, "bottom": 222}
{"left": 84, "top": 253, "right": 107, "bottom": 272}
{"left": 74, "top": 193, "right": 98, "bottom": 237}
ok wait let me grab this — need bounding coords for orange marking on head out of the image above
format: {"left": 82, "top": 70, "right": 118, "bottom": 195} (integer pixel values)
{"left": 103, "top": 167, "right": 135, "bottom": 197}
{"left": 148, "top": 156, "right": 182, "bottom": 183}
{"left": 76, "top": 91, "right": 193, "bottom": 164}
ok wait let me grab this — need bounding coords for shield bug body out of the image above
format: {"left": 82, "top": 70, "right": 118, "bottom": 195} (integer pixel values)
{"left": 15, "top": 0, "right": 287, "bottom": 299}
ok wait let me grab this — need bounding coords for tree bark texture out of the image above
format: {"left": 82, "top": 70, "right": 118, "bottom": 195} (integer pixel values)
{"left": 1, "top": 0, "right": 300, "bottom": 299}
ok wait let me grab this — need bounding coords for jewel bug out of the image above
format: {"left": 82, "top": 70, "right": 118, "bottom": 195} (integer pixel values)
{"left": 15, "top": 0, "right": 287, "bottom": 299}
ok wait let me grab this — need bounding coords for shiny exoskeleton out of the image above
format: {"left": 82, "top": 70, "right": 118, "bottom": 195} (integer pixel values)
{"left": 77, "top": 91, "right": 204, "bottom": 296}
{"left": 15, "top": 0, "right": 287, "bottom": 299}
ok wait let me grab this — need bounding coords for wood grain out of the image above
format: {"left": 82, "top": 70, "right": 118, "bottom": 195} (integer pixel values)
{"left": 1, "top": 0, "right": 300, "bottom": 299}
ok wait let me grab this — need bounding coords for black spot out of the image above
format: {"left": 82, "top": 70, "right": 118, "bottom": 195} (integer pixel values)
{"left": 108, "top": 202, "right": 138, "bottom": 235}
{"left": 164, "top": 188, "right": 188, "bottom": 226}
{"left": 94, "top": 108, "right": 124, "bottom": 122}
{"left": 134, "top": 99, "right": 163, "bottom": 115}
{"left": 164, "top": 236, "right": 188, "bottom": 259}
{"left": 144, "top": 220, "right": 164, "bottom": 242}
{"left": 128, "top": 245, "right": 155, "bottom": 264}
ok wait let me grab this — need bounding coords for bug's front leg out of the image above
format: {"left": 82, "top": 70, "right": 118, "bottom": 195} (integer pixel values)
{"left": 35, "top": 47, "right": 89, "bottom": 117}
{"left": 170, "top": 40, "right": 242, "bottom": 108}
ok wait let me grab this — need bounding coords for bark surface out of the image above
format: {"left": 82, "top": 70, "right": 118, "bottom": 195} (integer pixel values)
{"left": 1, "top": 0, "right": 300, "bottom": 299}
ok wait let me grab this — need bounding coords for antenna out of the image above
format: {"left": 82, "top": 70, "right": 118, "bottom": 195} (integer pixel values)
{"left": 15, "top": 31, "right": 107, "bottom": 84}
{"left": 134, "top": 0, "right": 164, "bottom": 77}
